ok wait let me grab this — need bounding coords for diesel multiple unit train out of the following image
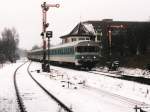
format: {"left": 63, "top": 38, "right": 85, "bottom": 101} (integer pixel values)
{"left": 28, "top": 40, "right": 100, "bottom": 69}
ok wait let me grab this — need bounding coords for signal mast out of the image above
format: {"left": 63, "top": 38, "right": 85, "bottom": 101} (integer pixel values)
{"left": 41, "top": 2, "right": 60, "bottom": 72}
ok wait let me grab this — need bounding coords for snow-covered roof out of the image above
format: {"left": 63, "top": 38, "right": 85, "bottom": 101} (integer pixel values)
{"left": 60, "top": 22, "right": 95, "bottom": 39}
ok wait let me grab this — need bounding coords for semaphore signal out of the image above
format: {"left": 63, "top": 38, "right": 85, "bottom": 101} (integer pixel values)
{"left": 41, "top": 2, "right": 60, "bottom": 72}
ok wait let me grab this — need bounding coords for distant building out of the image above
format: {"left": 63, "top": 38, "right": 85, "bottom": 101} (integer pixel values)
{"left": 60, "top": 19, "right": 150, "bottom": 55}
{"left": 60, "top": 22, "right": 92, "bottom": 44}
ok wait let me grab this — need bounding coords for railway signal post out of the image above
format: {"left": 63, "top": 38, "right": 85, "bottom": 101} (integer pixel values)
{"left": 41, "top": 2, "right": 59, "bottom": 72}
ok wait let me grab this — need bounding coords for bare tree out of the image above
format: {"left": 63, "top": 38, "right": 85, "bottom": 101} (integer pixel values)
{"left": 1, "top": 27, "right": 19, "bottom": 62}
{"left": 32, "top": 45, "right": 41, "bottom": 50}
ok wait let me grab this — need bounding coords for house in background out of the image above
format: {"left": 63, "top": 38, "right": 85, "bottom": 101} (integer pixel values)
{"left": 60, "top": 19, "right": 150, "bottom": 56}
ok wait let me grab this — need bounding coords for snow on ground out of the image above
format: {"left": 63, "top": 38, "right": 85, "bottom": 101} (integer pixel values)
{"left": 16, "top": 62, "right": 64, "bottom": 112}
{"left": 0, "top": 60, "right": 150, "bottom": 112}
{"left": 119, "top": 67, "right": 150, "bottom": 78}
{"left": 30, "top": 62, "right": 150, "bottom": 112}
{"left": 94, "top": 66, "right": 150, "bottom": 77}
{"left": 0, "top": 60, "right": 25, "bottom": 112}
{"left": 94, "top": 66, "right": 150, "bottom": 104}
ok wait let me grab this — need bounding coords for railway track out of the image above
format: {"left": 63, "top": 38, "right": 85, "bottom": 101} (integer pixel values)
{"left": 14, "top": 61, "right": 73, "bottom": 112}
{"left": 52, "top": 66, "right": 149, "bottom": 105}
{"left": 14, "top": 61, "right": 149, "bottom": 112}
{"left": 87, "top": 70, "right": 150, "bottom": 111}
{"left": 89, "top": 70, "right": 150, "bottom": 85}
{"left": 42, "top": 65, "right": 150, "bottom": 111}
{"left": 55, "top": 64, "right": 150, "bottom": 85}
{"left": 27, "top": 62, "right": 73, "bottom": 112}
{"left": 13, "top": 61, "right": 28, "bottom": 112}
{"left": 85, "top": 84, "right": 147, "bottom": 106}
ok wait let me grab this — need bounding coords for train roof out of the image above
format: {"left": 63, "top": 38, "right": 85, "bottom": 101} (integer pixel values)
{"left": 29, "top": 40, "right": 99, "bottom": 53}
{"left": 51, "top": 40, "right": 98, "bottom": 49}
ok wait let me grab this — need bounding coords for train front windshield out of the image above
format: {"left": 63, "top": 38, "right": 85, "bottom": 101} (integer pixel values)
{"left": 76, "top": 46, "right": 99, "bottom": 53}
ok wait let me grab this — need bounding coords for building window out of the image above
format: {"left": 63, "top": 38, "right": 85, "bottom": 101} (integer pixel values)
{"left": 65, "top": 39, "right": 68, "bottom": 43}
{"left": 72, "top": 38, "right": 76, "bottom": 42}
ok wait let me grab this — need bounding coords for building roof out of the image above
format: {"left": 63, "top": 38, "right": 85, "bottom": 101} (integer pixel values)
{"left": 60, "top": 19, "right": 150, "bottom": 39}
{"left": 60, "top": 22, "right": 95, "bottom": 39}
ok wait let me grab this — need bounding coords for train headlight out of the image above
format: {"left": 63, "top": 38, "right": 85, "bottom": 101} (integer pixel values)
{"left": 93, "top": 56, "right": 96, "bottom": 59}
{"left": 81, "top": 56, "right": 84, "bottom": 59}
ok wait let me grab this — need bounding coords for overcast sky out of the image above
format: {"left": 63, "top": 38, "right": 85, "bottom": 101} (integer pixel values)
{"left": 0, "top": 0, "right": 150, "bottom": 50}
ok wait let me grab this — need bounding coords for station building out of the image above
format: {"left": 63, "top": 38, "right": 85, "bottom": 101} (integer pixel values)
{"left": 60, "top": 19, "right": 150, "bottom": 56}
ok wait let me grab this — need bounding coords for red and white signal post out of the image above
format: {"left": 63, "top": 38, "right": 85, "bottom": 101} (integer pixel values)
{"left": 41, "top": 2, "right": 59, "bottom": 72}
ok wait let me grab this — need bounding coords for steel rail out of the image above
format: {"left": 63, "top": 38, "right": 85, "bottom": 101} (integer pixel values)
{"left": 89, "top": 70, "right": 150, "bottom": 85}
{"left": 13, "top": 61, "right": 28, "bottom": 112}
{"left": 27, "top": 62, "right": 73, "bottom": 112}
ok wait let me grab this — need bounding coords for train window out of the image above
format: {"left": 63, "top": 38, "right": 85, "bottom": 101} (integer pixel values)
{"left": 63, "top": 48, "right": 64, "bottom": 54}
{"left": 60, "top": 49, "right": 62, "bottom": 54}
{"left": 55, "top": 50, "right": 57, "bottom": 55}
{"left": 76, "top": 46, "right": 82, "bottom": 52}
{"left": 59, "top": 49, "right": 61, "bottom": 55}
{"left": 64, "top": 48, "right": 66, "bottom": 54}
{"left": 86, "top": 38, "right": 90, "bottom": 40}
{"left": 68, "top": 48, "right": 70, "bottom": 54}
{"left": 72, "top": 47, "right": 74, "bottom": 54}
{"left": 66, "top": 48, "right": 68, "bottom": 54}
{"left": 61, "top": 49, "right": 63, "bottom": 54}
{"left": 79, "top": 38, "right": 85, "bottom": 40}
{"left": 58, "top": 49, "right": 60, "bottom": 55}
{"left": 51, "top": 50, "right": 52, "bottom": 55}
{"left": 53, "top": 50, "right": 55, "bottom": 55}
{"left": 65, "top": 48, "right": 67, "bottom": 54}
{"left": 49, "top": 50, "right": 51, "bottom": 55}
{"left": 51, "top": 50, "right": 53, "bottom": 55}
{"left": 68, "top": 47, "right": 73, "bottom": 54}
{"left": 70, "top": 48, "right": 72, "bottom": 54}
{"left": 76, "top": 46, "right": 99, "bottom": 52}
{"left": 56, "top": 49, "right": 58, "bottom": 55}
{"left": 57, "top": 49, "right": 59, "bottom": 55}
{"left": 53, "top": 50, "right": 54, "bottom": 55}
{"left": 58, "top": 49, "right": 60, "bottom": 54}
{"left": 67, "top": 48, "right": 70, "bottom": 54}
